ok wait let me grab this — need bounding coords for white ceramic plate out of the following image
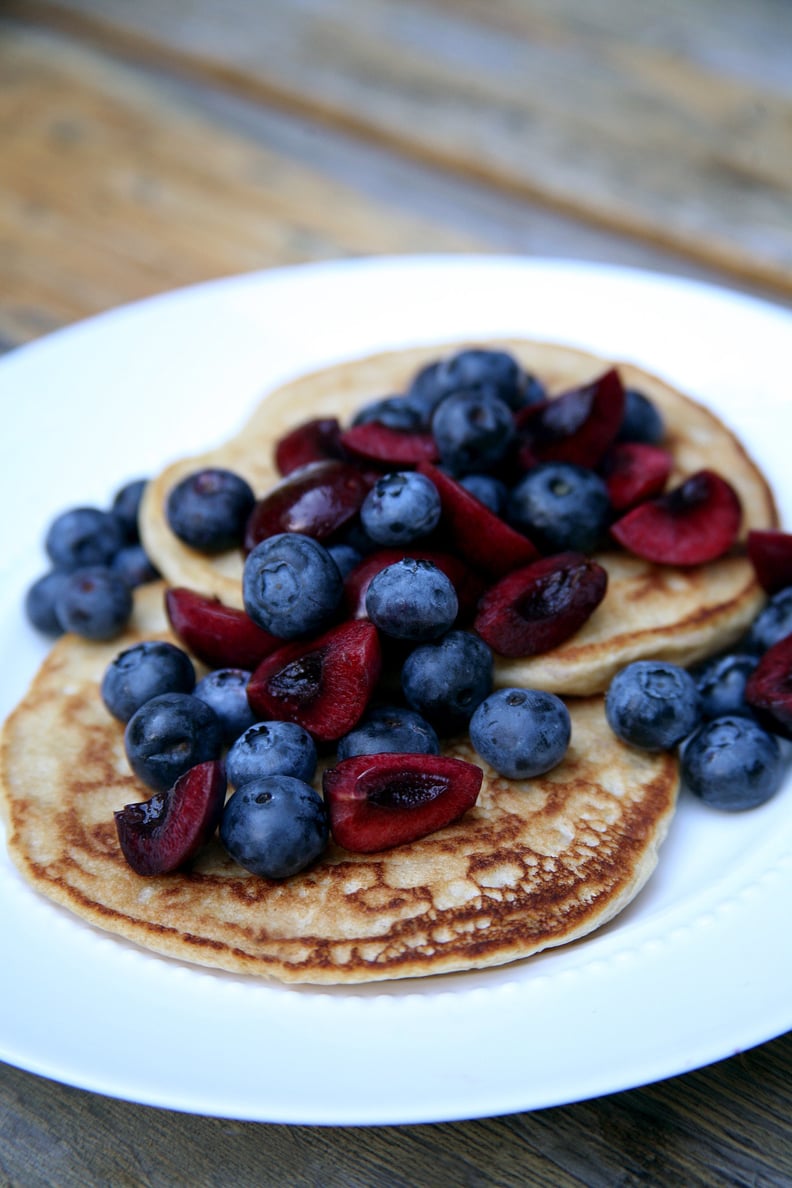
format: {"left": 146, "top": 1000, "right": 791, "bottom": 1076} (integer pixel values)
{"left": 0, "top": 257, "right": 790, "bottom": 1125}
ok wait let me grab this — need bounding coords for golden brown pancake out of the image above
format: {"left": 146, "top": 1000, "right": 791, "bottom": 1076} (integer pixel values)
{"left": 0, "top": 584, "right": 678, "bottom": 984}
{"left": 139, "top": 339, "right": 777, "bottom": 694}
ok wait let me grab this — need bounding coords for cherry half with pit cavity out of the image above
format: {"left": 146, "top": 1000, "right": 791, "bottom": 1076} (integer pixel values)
{"left": 610, "top": 469, "right": 742, "bottom": 566}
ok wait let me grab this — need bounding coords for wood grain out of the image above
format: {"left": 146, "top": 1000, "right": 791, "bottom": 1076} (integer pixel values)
{"left": 9, "top": 0, "right": 792, "bottom": 295}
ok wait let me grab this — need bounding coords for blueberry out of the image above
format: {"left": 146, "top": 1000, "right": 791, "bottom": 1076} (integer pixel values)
{"left": 337, "top": 704, "right": 440, "bottom": 759}
{"left": 101, "top": 640, "right": 196, "bottom": 722}
{"left": 606, "top": 661, "right": 701, "bottom": 751}
{"left": 682, "top": 715, "right": 785, "bottom": 810}
{"left": 459, "top": 474, "right": 508, "bottom": 515}
{"left": 226, "top": 720, "right": 317, "bottom": 788}
{"left": 365, "top": 557, "right": 458, "bottom": 641}
{"left": 111, "top": 544, "right": 160, "bottom": 588}
{"left": 352, "top": 393, "right": 429, "bottom": 432}
{"left": 470, "top": 687, "right": 571, "bottom": 779}
{"left": 112, "top": 478, "right": 148, "bottom": 542}
{"left": 507, "top": 462, "right": 611, "bottom": 554}
{"left": 360, "top": 471, "right": 441, "bottom": 547}
{"left": 617, "top": 389, "right": 665, "bottom": 445}
{"left": 220, "top": 776, "right": 329, "bottom": 878}
{"left": 405, "top": 360, "right": 447, "bottom": 416}
{"left": 431, "top": 391, "right": 515, "bottom": 476}
{"left": 166, "top": 467, "right": 255, "bottom": 553}
{"left": 243, "top": 532, "right": 343, "bottom": 639}
{"left": 193, "top": 668, "right": 256, "bottom": 744}
{"left": 745, "top": 587, "right": 792, "bottom": 653}
{"left": 24, "top": 570, "right": 70, "bottom": 635}
{"left": 401, "top": 629, "right": 493, "bottom": 733}
{"left": 327, "top": 542, "right": 364, "bottom": 579}
{"left": 433, "top": 348, "right": 539, "bottom": 411}
{"left": 45, "top": 506, "right": 126, "bottom": 571}
{"left": 693, "top": 652, "right": 758, "bottom": 720}
{"left": 55, "top": 566, "right": 133, "bottom": 640}
{"left": 124, "top": 692, "right": 223, "bottom": 792}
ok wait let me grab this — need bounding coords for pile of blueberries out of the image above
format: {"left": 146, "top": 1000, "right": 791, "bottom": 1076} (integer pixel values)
{"left": 23, "top": 346, "right": 792, "bottom": 878}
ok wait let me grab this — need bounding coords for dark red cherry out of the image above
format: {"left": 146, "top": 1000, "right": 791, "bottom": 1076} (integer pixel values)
{"left": 515, "top": 368, "right": 625, "bottom": 470}
{"left": 747, "top": 530, "right": 792, "bottom": 595}
{"left": 244, "top": 460, "right": 371, "bottom": 552}
{"left": 474, "top": 551, "right": 608, "bottom": 657}
{"left": 745, "top": 632, "right": 792, "bottom": 739}
{"left": 340, "top": 422, "right": 439, "bottom": 467}
{"left": 323, "top": 752, "right": 482, "bottom": 853}
{"left": 417, "top": 462, "right": 539, "bottom": 578}
{"left": 114, "top": 760, "right": 227, "bottom": 875}
{"left": 600, "top": 441, "right": 673, "bottom": 511}
{"left": 165, "top": 586, "right": 281, "bottom": 669}
{"left": 247, "top": 619, "right": 382, "bottom": 742}
{"left": 610, "top": 469, "right": 742, "bottom": 565}
{"left": 275, "top": 417, "right": 345, "bottom": 476}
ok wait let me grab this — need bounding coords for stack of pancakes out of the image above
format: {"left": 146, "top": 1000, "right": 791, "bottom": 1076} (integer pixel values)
{"left": 0, "top": 341, "right": 777, "bottom": 982}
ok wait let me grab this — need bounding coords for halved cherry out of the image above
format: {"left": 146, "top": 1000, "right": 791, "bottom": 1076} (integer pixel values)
{"left": 747, "top": 530, "right": 792, "bottom": 595}
{"left": 343, "top": 547, "right": 486, "bottom": 623}
{"left": 114, "top": 759, "right": 227, "bottom": 875}
{"left": 244, "top": 460, "right": 371, "bottom": 552}
{"left": 275, "top": 417, "right": 345, "bottom": 476}
{"left": 247, "top": 619, "right": 381, "bottom": 742}
{"left": 417, "top": 462, "right": 539, "bottom": 578}
{"left": 340, "top": 422, "right": 439, "bottom": 467}
{"left": 610, "top": 469, "right": 742, "bottom": 565}
{"left": 745, "top": 632, "right": 792, "bottom": 738}
{"left": 515, "top": 368, "right": 625, "bottom": 470}
{"left": 474, "top": 551, "right": 608, "bottom": 657}
{"left": 600, "top": 442, "right": 673, "bottom": 511}
{"left": 165, "top": 586, "right": 281, "bottom": 669}
{"left": 323, "top": 752, "right": 482, "bottom": 853}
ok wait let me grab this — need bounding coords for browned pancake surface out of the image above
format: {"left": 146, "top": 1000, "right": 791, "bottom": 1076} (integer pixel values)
{"left": 1, "top": 585, "right": 678, "bottom": 983}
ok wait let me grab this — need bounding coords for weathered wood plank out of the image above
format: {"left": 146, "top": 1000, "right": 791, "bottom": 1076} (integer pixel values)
{"left": 0, "top": 25, "right": 483, "bottom": 342}
{"left": 9, "top": 0, "right": 792, "bottom": 295}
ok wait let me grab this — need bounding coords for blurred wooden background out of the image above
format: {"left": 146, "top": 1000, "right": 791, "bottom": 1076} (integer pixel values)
{"left": 1, "top": 1, "right": 791, "bottom": 1184}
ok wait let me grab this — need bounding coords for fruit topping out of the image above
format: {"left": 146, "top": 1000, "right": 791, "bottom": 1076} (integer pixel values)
{"left": 401, "top": 629, "right": 493, "bottom": 734}
{"left": 474, "top": 552, "right": 607, "bottom": 658}
{"left": 747, "top": 530, "right": 792, "bottom": 595}
{"left": 610, "top": 469, "right": 742, "bottom": 565}
{"left": 599, "top": 442, "right": 673, "bottom": 511}
{"left": 605, "top": 660, "right": 701, "bottom": 751}
{"left": 431, "top": 390, "right": 515, "bottom": 476}
{"left": 745, "top": 586, "right": 792, "bottom": 653}
{"left": 323, "top": 752, "right": 482, "bottom": 853}
{"left": 515, "top": 368, "right": 625, "bottom": 469}
{"left": 124, "top": 692, "right": 224, "bottom": 791}
{"left": 430, "top": 346, "right": 544, "bottom": 411}
{"left": 337, "top": 705, "right": 440, "bottom": 759}
{"left": 220, "top": 775, "right": 329, "bottom": 878}
{"left": 45, "top": 506, "right": 126, "bottom": 571}
{"left": 417, "top": 461, "right": 539, "bottom": 578}
{"left": 193, "top": 668, "right": 257, "bottom": 744}
{"left": 24, "top": 571, "right": 70, "bottom": 637}
{"left": 226, "top": 720, "right": 318, "bottom": 788}
{"left": 243, "top": 460, "right": 370, "bottom": 552}
{"left": 340, "top": 422, "right": 439, "bottom": 467}
{"left": 745, "top": 632, "right": 792, "bottom": 739}
{"left": 115, "top": 759, "right": 227, "bottom": 876}
{"left": 616, "top": 388, "right": 666, "bottom": 445}
{"left": 360, "top": 470, "right": 441, "bottom": 547}
{"left": 274, "top": 417, "right": 345, "bottom": 476}
{"left": 365, "top": 557, "right": 458, "bottom": 641}
{"left": 506, "top": 462, "right": 611, "bottom": 554}
{"left": 165, "top": 586, "right": 281, "bottom": 669}
{"left": 469, "top": 687, "right": 571, "bottom": 779}
{"left": 692, "top": 652, "right": 758, "bottom": 720}
{"left": 55, "top": 566, "right": 134, "bottom": 641}
{"left": 101, "top": 640, "right": 196, "bottom": 723}
{"left": 247, "top": 618, "right": 382, "bottom": 742}
{"left": 343, "top": 548, "right": 485, "bottom": 623}
{"left": 352, "top": 392, "right": 429, "bottom": 432}
{"left": 681, "top": 716, "right": 784, "bottom": 811}
{"left": 166, "top": 468, "right": 255, "bottom": 553}
{"left": 111, "top": 478, "right": 149, "bottom": 541}
{"left": 243, "top": 532, "right": 343, "bottom": 639}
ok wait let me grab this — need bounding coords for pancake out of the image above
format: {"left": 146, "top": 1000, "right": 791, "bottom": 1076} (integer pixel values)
{"left": 0, "top": 583, "right": 678, "bottom": 984}
{"left": 139, "top": 339, "right": 778, "bottom": 694}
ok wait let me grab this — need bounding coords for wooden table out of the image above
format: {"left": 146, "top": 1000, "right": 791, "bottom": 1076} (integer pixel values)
{"left": 1, "top": 2, "right": 791, "bottom": 1183}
